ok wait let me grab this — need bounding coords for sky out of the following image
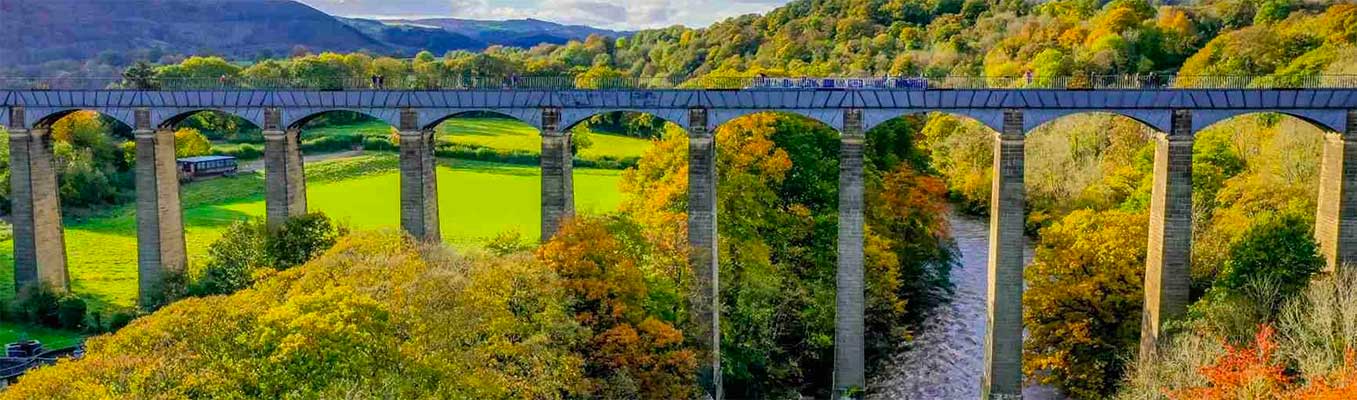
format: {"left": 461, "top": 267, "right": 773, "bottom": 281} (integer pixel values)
{"left": 295, "top": 0, "right": 787, "bottom": 30}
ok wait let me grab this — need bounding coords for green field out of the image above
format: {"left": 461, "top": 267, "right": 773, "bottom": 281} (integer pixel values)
{"left": 0, "top": 155, "right": 626, "bottom": 311}
{"left": 310, "top": 118, "right": 655, "bottom": 159}
{"left": 0, "top": 322, "right": 85, "bottom": 346}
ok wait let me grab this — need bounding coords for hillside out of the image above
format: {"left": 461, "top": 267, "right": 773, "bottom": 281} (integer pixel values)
{"left": 381, "top": 18, "right": 629, "bottom": 48}
{"left": 0, "top": 0, "right": 390, "bottom": 66}
{"left": 339, "top": 17, "right": 486, "bottom": 54}
{"left": 0, "top": 0, "right": 632, "bottom": 70}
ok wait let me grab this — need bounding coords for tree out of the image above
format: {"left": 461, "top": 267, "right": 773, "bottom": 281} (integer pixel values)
{"left": 121, "top": 61, "right": 158, "bottom": 89}
{"left": 1023, "top": 209, "right": 1148, "bottom": 399}
{"left": 538, "top": 216, "right": 698, "bottom": 399}
{"left": 4, "top": 231, "right": 587, "bottom": 399}
{"left": 188, "top": 218, "right": 267, "bottom": 297}
{"left": 264, "top": 213, "right": 347, "bottom": 270}
{"left": 173, "top": 128, "right": 211, "bottom": 157}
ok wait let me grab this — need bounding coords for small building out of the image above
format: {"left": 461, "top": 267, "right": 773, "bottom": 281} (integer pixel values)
{"left": 177, "top": 155, "right": 238, "bottom": 181}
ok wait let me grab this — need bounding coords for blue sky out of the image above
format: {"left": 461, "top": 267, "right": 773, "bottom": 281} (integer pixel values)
{"left": 296, "top": 0, "right": 787, "bottom": 30}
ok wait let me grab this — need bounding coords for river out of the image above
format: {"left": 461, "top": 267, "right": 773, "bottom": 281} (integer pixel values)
{"left": 868, "top": 213, "right": 1062, "bottom": 399}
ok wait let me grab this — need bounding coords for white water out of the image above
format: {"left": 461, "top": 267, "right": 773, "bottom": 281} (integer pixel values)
{"left": 869, "top": 214, "right": 1062, "bottom": 399}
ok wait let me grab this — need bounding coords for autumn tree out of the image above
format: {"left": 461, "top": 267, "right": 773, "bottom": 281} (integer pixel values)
{"left": 1023, "top": 209, "right": 1148, "bottom": 399}
{"left": 173, "top": 128, "right": 211, "bottom": 157}
{"left": 539, "top": 216, "right": 698, "bottom": 399}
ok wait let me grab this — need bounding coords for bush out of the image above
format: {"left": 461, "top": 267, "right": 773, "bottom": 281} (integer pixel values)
{"left": 190, "top": 213, "right": 347, "bottom": 298}
{"left": 104, "top": 309, "right": 139, "bottom": 333}
{"left": 361, "top": 135, "right": 397, "bottom": 151}
{"left": 266, "top": 213, "right": 349, "bottom": 270}
{"left": 211, "top": 143, "right": 263, "bottom": 160}
{"left": 3, "top": 285, "right": 91, "bottom": 331}
{"left": 189, "top": 219, "right": 267, "bottom": 297}
{"left": 56, "top": 296, "right": 87, "bottom": 330}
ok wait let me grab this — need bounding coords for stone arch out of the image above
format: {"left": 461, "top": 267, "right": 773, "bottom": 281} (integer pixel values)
{"left": 1193, "top": 109, "right": 1347, "bottom": 134}
{"left": 154, "top": 108, "right": 264, "bottom": 131}
{"left": 29, "top": 108, "right": 136, "bottom": 131}
{"left": 1022, "top": 109, "right": 1172, "bottom": 134}
{"left": 863, "top": 108, "right": 1007, "bottom": 133}
{"left": 711, "top": 108, "right": 846, "bottom": 133}
{"left": 284, "top": 108, "right": 401, "bottom": 131}
{"left": 862, "top": 109, "right": 1009, "bottom": 138}
{"left": 420, "top": 108, "right": 538, "bottom": 132}
{"left": 559, "top": 108, "right": 692, "bottom": 132}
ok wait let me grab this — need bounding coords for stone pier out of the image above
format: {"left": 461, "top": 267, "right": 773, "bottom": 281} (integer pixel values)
{"left": 983, "top": 110, "right": 1025, "bottom": 400}
{"left": 687, "top": 108, "right": 722, "bottom": 399}
{"left": 1140, "top": 109, "right": 1195, "bottom": 360}
{"left": 540, "top": 107, "right": 574, "bottom": 242}
{"left": 263, "top": 109, "right": 306, "bottom": 226}
{"left": 1316, "top": 110, "right": 1357, "bottom": 272}
{"left": 399, "top": 110, "right": 440, "bottom": 242}
{"left": 7, "top": 108, "right": 68, "bottom": 294}
{"left": 133, "top": 109, "right": 187, "bottom": 308}
{"left": 834, "top": 109, "right": 866, "bottom": 398}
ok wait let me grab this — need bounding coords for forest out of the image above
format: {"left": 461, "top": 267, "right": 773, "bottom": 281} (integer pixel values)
{"left": 3, "top": 0, "right": 1357, "bottom": 398}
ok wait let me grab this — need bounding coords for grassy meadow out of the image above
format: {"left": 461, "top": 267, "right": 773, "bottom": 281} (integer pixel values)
{"left": 0, "top": 118, "right": 651, "bottom": 315}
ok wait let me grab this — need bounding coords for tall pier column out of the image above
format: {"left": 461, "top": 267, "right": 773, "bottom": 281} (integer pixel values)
{"left": 983, "top": 110, "right": 1025, "bottom": 400}
{"left": 1140, "top": 110, "right": 1194, "bottom": 360}
{"left": 687, "top": 108, "right": 721, "bottom": 399}
{"left": 7, "top": 108, "right": 68, "bottom": 294}
{"left": 133, "top": 109, "right": 187, "bottom": 308}
{"left": 263, "top": 108, "right": 306, "bottom": 227}
{"left": 1316, "top": 110, "right": 1357, "bottom": 272}
{"left": 540, "top": 107, "right": 573, "bottom": 242}
{"left": 834, "top": 109, "right": 866, "bottom": 398}
{"left": 399, "top": 109, "right": 441, "bottom": 242}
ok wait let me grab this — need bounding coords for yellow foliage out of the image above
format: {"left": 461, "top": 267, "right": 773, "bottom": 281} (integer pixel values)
{"left": 4, "top": 230, "right": 587, "bottom": 399}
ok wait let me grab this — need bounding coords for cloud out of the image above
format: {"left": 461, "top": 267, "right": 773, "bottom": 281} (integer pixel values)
{"left": 297, "top": 0, "right": 785, "bottom": 29}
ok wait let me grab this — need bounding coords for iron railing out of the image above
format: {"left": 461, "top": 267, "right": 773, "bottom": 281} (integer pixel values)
{"left": 2, "top": 74, "right": 1355, "bottom": 91}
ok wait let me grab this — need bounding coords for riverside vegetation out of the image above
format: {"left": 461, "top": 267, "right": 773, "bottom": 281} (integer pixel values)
{"left": 2, "top": 0, "right": 1357, "bottom": 397}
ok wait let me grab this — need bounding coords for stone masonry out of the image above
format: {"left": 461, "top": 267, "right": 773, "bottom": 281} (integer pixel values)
{"left": 540, "top": 107, "right": 574, "bottom": 242}
{"left": 1316, "top": 110, "right": 1357, "bottom": 272}
{"left": 835, "top": 108, "right": 867, "bottom": 398}
{"left": 687, "top": 108, "right": 722, "bottom": 400}
{"left": 399, "top": 109, "right": 441, "bottom": 242}
{"left": 7, "top": 107, "right": 68, "bottom": 293}
{"left": 983, "top": 110, "right": 1024, "bottom": 400}
{"left": 263, "top": 108, "right": 306, "bottom": 227}
{"left": 133, "top": 109, "right": 187, "bottom": 308}
{"left": 1140, "top": 109, "right": 1194, "bottom": 361}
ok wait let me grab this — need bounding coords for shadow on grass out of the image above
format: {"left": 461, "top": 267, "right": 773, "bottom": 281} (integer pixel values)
{"left": 438, "top": 118, "right": 537, "bottom": 137}
{"left": 440, "top": 159, "right": 542, "bottom": 177}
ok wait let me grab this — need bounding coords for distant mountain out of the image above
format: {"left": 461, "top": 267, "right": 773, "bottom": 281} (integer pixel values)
{"left": 381, "top": 18, "right": 630, "bottom": 48}
{"left": 0, "top": 0, "right": 391, "bottom": 66}
{"left": 339, "top": 18, "right": 486, "bottom": 54}
{"left": 0, "top": 0, "right": 630, "bottom": 69}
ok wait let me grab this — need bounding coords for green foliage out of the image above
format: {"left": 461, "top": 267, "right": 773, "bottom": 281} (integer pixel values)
{"left": 1213, "top": 211, "right": 1322, "bottom": 302}
{"left": 189, "top": 213, "right": 346, "bottom": 297}
{"left": 3, "top": 285, "right": 90, "bottom": 331}
{"left": 188, "top": 218, "right": 268, "bottom": 297}
{"left": 265, "top": 213, "right": 349, "bottom": 270}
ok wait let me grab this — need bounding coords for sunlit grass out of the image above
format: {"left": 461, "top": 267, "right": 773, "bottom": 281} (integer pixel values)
{"left": 0, "top": 322, "right": 85, "bottom": 347}
{"left": 0, "top": 155, "right": 626, "bottom": 310}
{"left": 434, "top": 117, "right": 654, "bottom": 160}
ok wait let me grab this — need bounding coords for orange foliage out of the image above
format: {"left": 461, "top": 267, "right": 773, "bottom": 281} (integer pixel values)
{"left": 539, "top": 217, "right": 697, "bottom": 398}
{"left": 1292, "top": 350, "right": 1357, "bottom": 399}
{"left": 1170, "top": 325, "right": 1290, "bottom": 400}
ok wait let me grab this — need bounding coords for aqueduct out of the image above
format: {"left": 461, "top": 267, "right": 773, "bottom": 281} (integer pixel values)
{"left": 3, "top": 86, "right": 1356, "bottom": 399}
